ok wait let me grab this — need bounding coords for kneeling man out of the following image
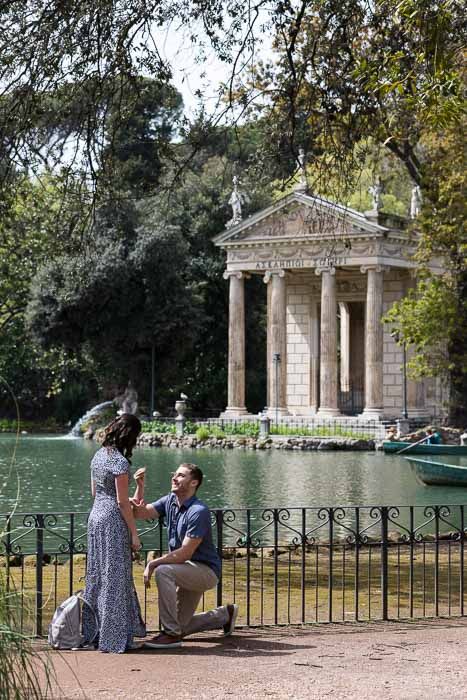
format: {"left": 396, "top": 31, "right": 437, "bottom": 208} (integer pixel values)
{"left": 132, "top": 463, "right": 238, "bottom": 649}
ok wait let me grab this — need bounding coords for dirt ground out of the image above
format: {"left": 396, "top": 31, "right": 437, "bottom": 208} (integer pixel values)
{"left": 38, "top": 618, "right": 467, "bottom": 700}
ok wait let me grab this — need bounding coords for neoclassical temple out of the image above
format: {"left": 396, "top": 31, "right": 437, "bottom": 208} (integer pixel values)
{"left": 214, "top": 176, "right": 442, "bottom": 421}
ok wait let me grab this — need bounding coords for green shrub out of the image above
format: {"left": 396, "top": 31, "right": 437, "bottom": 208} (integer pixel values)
{"left": 269, "top": 424, "right": 372, "bottom": 439}
{"left": 0, "top": 417, "right": 62, "bottom": 433}
{"left": 195, "top": 426, "right": 210, "bottom": 442}
{"left": 0, "top": 573, "right": 55, "bottom": 698}
{"left": 184, "top": 420, "right": 198, "bottom": 434}
{"left": 141, "top": 420, "right": 176, "bottom": 435}
{"left": 209, "top": 425, "right": 226, "bottom": 439}
{"left": 222, "top": 422, "right": 259, "bottom": 438}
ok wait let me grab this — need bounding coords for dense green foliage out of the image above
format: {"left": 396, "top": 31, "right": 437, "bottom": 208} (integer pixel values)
{"left": 22, "top": 119, "right": 273, "bottom": 415}
{"left": 0, "top": 2, "right": 464, "bottom": 421}
{"left": 384, "top": 122, "right": 467, "bottom": 423}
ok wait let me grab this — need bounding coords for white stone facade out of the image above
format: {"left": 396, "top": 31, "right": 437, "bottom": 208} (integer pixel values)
{"left": 214, "top": 192, "right": 443, "bottom": 421}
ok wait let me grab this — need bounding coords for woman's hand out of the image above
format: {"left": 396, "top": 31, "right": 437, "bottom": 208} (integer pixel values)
{"left": 131, "top": 532, "right": 142, "bottom": 552}
{"left": 130, "top": 496, "right": 146, "bottom": 507}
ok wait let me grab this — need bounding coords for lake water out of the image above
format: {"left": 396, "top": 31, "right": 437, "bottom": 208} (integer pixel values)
{"left": 1, "top": 434, "right": 467, "bottom": 514}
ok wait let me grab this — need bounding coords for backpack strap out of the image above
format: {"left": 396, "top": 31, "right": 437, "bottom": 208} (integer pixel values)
{"left": 75, "top": 590, "right": 99, "bottom": 644}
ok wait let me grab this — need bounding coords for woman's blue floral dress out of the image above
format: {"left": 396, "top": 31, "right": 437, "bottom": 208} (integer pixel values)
{"left": 82, "top": 446, "right": 145, "bottom": 652}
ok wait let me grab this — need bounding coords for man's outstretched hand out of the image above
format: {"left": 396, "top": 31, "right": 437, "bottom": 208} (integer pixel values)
{"left": 144, "top": 559, "right": 157, "bottom": 588}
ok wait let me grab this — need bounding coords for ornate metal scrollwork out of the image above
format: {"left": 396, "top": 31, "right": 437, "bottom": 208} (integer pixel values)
{"left": 273, "top": 508, "right": 305, "bottom": 547}
{"left": 221, "top": 509, "right": 251, "bottom": 547}
{"left": 303, "top": 507, "right": 332, "bottom": 546}
{"left": 330, "top": 507, "right": 359, "bottom": 545}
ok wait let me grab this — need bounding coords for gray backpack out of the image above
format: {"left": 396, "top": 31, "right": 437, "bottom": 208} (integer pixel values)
{"left": 48, "top": 590, "right": 98, "bottom": 650}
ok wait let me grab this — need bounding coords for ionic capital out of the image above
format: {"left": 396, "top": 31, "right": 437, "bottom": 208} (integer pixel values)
{"left": 223, "top": 270, "right": 247, "bottom": 281}
{"left": 315, "top": 266, "right": 336, "bottom": 276}
{"left": 360, "top": 264, "right": 389, "bottom": 274}
{"left": 263, "top": 269, "right": 286, "bottom": 284}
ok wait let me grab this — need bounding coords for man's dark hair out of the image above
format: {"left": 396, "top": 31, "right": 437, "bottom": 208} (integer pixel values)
{"left": 180, "top": 463, "right": 203, "bottom": 491}
{"left": 103, "top": 413, "right": 141, "bottom": 461}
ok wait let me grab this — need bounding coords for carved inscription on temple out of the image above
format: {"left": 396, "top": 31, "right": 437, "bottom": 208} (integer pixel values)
{"left": 255, "top": 259, "right": 308, "bottom": 270}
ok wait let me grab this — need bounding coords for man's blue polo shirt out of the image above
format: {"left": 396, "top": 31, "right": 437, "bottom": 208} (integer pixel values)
{"left": 152, "top": 493, "right": 221, "bottom": 578}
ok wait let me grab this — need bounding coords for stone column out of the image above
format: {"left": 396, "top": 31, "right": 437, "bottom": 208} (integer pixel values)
{"left": 264, "top": 270, "right": 288, "bottom": 417}
{"left": 309, "top": 299, "right": 320, "bottom": 413}
{"left": 360, "top": 265, "right": 385, "bottom": 418}
{"left": 221, "top": 271, "right": 248, "bottom": 416}
{"left": 316, "top": 267, "right": 341, "bottom": 416}
{"left": 339, "top": 302, "right": 351, "bottom": 393}
{"left": 405, "top": 275, "right": 426, "bottom": 418}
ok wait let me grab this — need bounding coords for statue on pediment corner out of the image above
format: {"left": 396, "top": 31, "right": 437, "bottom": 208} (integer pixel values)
{"left": 410, "top": 185, "right": 422, "bottom": 218}
{"left": 368, "top": 179, "right": 383, "bottom": 211}
{"left": 226, "top": 175, "right": 250, "bottom": 228}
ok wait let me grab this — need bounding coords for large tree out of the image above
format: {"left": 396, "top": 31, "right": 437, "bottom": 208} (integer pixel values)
{"left": 0, "top": 173, "right": 93, "bottom": 418}
{"left": 1, "top": 2, "right": 463, "bottom": 190}
{"left": 25, "top": 199, "right": 202, "bottom": 406}
{"left": 1, "top": 1, "right": 465, "bottom": 418}
{"left": 384, "top": 121, "right": 467, "bottom": 424}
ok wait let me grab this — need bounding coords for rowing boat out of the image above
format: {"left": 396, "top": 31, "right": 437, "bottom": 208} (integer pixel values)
{"left": 383, "top": 441, "right": 467, "bottom": 456}
{"left": 406, "top": 456, "right": 467, "bottom": 487}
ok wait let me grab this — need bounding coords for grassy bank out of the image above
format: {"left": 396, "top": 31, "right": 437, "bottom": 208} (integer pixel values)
{"left": 4, "top": 541, "right": 465, "bottom": 635}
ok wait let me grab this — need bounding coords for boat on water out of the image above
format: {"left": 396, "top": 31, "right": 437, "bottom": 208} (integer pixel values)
{"left": 383, "top": 441, "right": 467, "bottom": 456}
{"left": 406, "top": 456, "right": 467, "bottom": 487}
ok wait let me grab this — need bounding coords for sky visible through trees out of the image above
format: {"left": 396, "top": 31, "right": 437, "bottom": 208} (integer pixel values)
{"left": 0, "top": 1, "right": 465, "bottom": 423}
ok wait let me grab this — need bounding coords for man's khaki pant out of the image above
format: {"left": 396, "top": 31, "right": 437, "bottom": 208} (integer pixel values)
{"left": 155, "top": 561, "right": 229, "bottom": 637}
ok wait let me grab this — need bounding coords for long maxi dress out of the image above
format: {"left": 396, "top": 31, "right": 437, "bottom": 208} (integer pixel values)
{"left": 82, "top": 446, "right": 145, "bottom": 653}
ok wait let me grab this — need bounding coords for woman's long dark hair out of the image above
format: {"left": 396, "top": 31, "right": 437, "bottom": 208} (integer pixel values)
{"left": 102, "top": 413, "right": 141, "bottom": 462}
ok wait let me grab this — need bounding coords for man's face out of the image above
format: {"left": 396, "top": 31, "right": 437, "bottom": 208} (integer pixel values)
{"left": 171, "top": 467, "right": 196, "bottom": 497}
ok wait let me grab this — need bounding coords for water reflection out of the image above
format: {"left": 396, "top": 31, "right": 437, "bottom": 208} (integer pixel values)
{"left": 1, "top": 435, "right": 467, "bottom": 515}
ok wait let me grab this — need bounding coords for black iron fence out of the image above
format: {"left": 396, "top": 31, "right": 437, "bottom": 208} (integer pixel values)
{"left": 2, "top": 504, "right": 466, "bottom": 636}
{"left": 143, "top": 416, "right": 387, "bottom": 440}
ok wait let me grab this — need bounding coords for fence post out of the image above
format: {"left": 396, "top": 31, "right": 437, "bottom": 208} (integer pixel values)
{"left": 5, "top": 515, "right": 11, "bottom": 593}
{"left": 216, "top": 510, "right": 223, "bottom": 608}
{"left": 35, "top": 514, "right": 44, "bottom": 636}
{"left": 175, "top": 399, "right": 186, "bottom": 436}
{"left": 175, "top": 416, "right": 186, "bottom": 437}
{"left": 259, "top": 415, "right": 270, "bottom": 439}
{"left": 328, "top": 508, "right": 334, "bottom": 622}
{"left": 381, "top": 506, "right": 389, "bottom": 621}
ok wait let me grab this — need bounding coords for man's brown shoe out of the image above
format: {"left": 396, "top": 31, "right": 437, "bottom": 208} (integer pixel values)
{"left": 223, "top": 604, "right": 239, "bottom": 636}
{"left": 143, "top": 633, "right": 182, "bottom": 649}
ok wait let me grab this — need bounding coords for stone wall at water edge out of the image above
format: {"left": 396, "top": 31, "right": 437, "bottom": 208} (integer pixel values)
{"left": 135, "top": 433, "right": 375, "bottom": 451}
{"left": 91, "top": 428, "right": 375, "bottom": 450}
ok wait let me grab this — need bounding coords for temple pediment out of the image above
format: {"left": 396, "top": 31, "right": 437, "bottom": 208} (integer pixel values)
{"left": 212, "top": 190, "right": 426, "bottom": 273}
{"left": 213, "top": 192, "right": 389, "bottom": 247}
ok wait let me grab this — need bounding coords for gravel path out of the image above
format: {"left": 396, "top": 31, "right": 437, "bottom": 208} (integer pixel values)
{"left": 39, "top": 618, "right": 467, "bottom": 699}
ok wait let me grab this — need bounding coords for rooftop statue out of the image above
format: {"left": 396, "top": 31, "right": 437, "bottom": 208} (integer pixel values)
{"left": 368, "top": 180, "right": 383, "bottom": 211}
{"left": 410, "top": 185, "right": 422, "bottom": 219}
{"left": 226, "top": 175, "right": 249, "bottom": 228}
{"left": 294, "top": 147, "right": 308, "bottom": 192}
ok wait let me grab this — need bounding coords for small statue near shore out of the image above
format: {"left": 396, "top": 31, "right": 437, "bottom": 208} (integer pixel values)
{"left": 116, "top": 381, "right": 138, "bottom": 415}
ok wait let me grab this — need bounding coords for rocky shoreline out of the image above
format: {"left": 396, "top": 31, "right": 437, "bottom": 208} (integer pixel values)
{"left": 133, "top": 432, "right": 376, "bottom": 451}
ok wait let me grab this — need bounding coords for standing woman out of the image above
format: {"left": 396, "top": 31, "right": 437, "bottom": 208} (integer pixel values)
{"left": 83, "top": 413, "right": 146, "bottom": 653}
